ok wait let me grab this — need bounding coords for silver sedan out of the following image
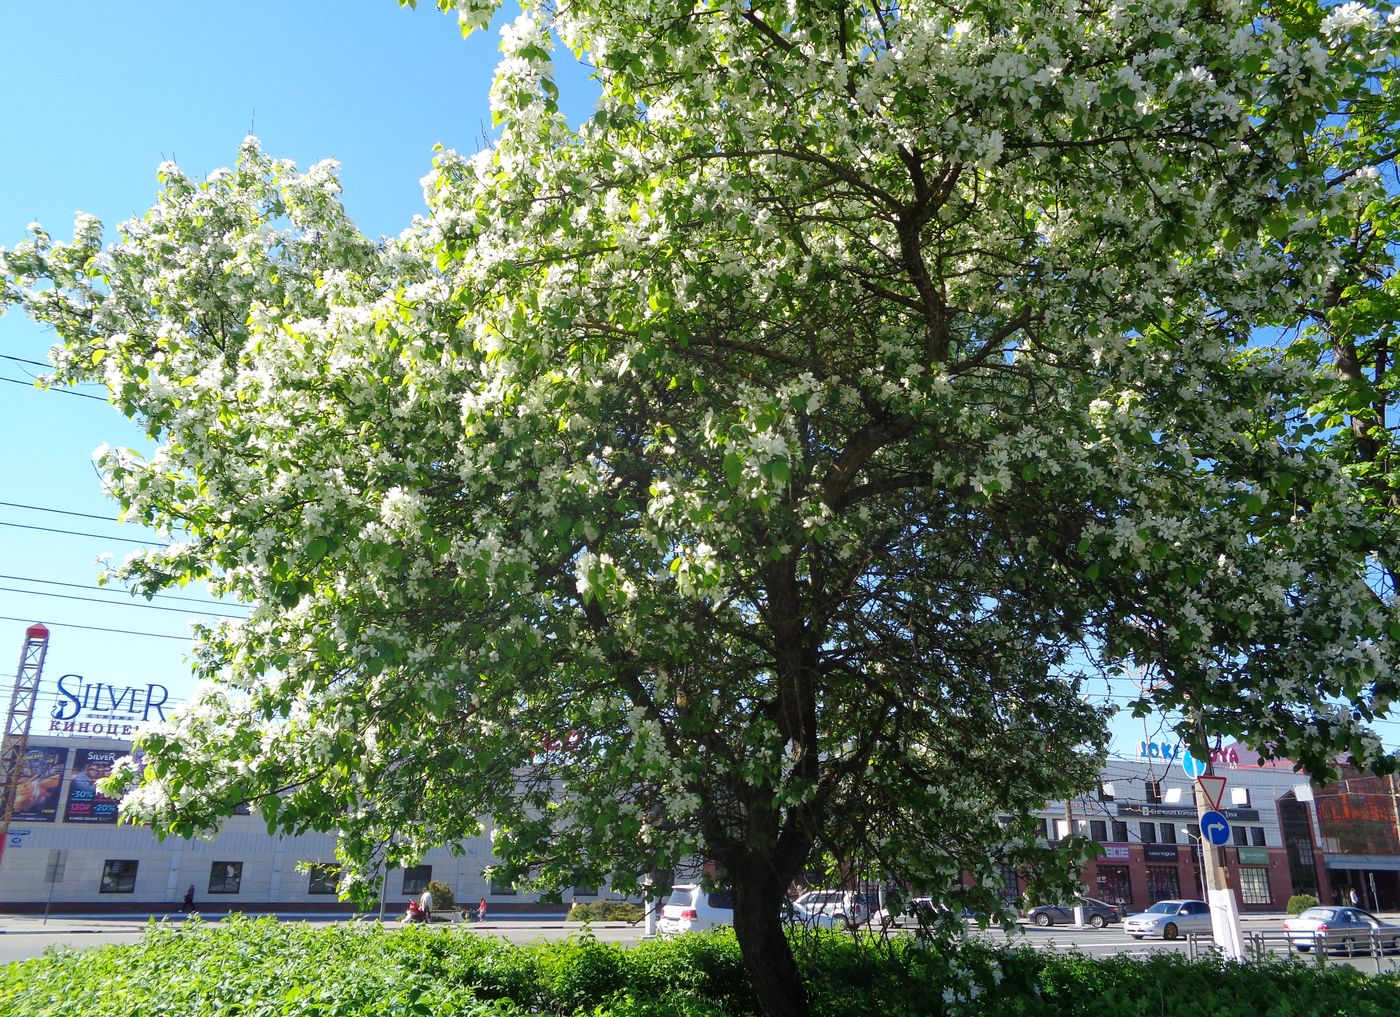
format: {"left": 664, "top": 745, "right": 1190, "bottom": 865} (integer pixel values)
{"left": 1282, "top": 907, "right": 1400, "bottom": 955}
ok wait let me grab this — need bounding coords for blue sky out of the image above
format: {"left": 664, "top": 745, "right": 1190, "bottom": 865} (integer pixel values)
{"left": 0, "top": 1, "right": 571, "bottom": 722}
{"left": 0, "top": 2, "right": 1391, "bottom": 756}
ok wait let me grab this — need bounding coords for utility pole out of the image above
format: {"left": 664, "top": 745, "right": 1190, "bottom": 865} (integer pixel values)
{"left": 1063, "top": 796, "right": 1086, "bottom": 927}
{"left": 1189, "top": 706, "right": 1245, "bottom": 960}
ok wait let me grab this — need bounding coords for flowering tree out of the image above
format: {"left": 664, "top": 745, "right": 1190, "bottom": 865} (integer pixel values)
{"left": 5, "top": 1, "right": 1400, "bottom": 1013}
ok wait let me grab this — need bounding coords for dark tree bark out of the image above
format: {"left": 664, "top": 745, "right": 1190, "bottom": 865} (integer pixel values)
{"left": 731, "top": 859, "right": 809, "bottom": 1017}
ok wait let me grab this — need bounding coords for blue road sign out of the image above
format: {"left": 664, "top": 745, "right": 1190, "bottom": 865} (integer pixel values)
{"left": 1181, "top": 752, "right": 1207, "bottom": 779}
{"left": 1201, "top": 810, "right": 1231, "bottom": 846}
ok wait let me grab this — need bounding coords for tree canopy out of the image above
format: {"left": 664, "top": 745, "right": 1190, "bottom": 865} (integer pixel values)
{"left": 4, "top": 1, "right": 1399, "bottom": 1014}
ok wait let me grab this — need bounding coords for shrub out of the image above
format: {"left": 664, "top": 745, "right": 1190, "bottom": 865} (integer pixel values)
{"left": 5, "top": 914, "right": 1400, "bottom": 1017}
{"left": 625, "top": 930, "right": 753, "bottom": 1015}
{"left": 536, "top": 932, "right": 630, "bottom": 1013}
{"left": 568, "top": 900, "right": 645, "bottom": 923}
{"left": 427, "top": 879, "right": 456, "bottom": 912}
{"left": 1286, "top": 893, "right": 1320, "bottom": 915}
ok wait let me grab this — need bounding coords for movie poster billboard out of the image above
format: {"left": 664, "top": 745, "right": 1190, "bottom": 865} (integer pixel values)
{"left": 63, "top": 748, "right": 122, "bottom": 824}
{"left": 12, "top": 745, "right": 69, "bottom": 822}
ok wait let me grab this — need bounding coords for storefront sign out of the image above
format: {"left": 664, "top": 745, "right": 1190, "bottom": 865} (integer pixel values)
{"left": 63, "top": 748, "right": 123, "bottom": 824}
{"left": 1137, "top": 740, "right": 1242, "bottom": 767}
{"left": 10, "top": 746, "right": 68, "bottom": 822}
{"left": 1100, "top": 846, "right": 1130, "bottom": 860}
{"left": 1237, "top": 847, "right": 1270, "bottom": 865}
{"left": 46, "top": 673, "right": 169, "bottom": 737}
{"left": 1116, "top": 803, "right": 1259, "bottom": 822}
{"left": 1144, "top": 845, "right": 1180, "bottom": 862}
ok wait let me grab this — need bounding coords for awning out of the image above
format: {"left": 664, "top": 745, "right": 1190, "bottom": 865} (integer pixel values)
{"left": 1323, "top": 855, "right": 1400, "bottom": 872}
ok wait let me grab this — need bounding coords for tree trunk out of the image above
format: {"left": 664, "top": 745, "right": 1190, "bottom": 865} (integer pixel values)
{"left": 731, "top": 862, "right": 810, "bottom": 1017}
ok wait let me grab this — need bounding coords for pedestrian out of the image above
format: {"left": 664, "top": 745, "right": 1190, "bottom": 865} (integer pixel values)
{"left": 182, "top": 884, "right": 195, "bottom": 913}
{"left": 477, "top": 897, "right": 487, "bottom": 923}
{"left": 418, "top": 886, "right": 434, "bottom": 922}
{"left": 1349, "top": 887, "right": 1361, "bottom": 907}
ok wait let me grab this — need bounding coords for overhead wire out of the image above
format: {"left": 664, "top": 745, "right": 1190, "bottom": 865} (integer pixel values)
{"left": 0, "top": 572, "right": 238, "bottom": 610}
{"left": 0, "top": 520, "right": 167, "bottom": 546}
{"left": 0, "top": 376, "right": 109, "bottom": 402}
{"left": 0, "top": 500, "right": 134, "bottom": 525}
{"left": 0, "top": 614, "right": 193, "bottom": 642}
{"left": 0, "top": 585, "right": 245, "bottom": 619}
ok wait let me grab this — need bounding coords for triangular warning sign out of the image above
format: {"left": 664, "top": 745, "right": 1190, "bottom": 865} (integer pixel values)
{"left": 1197, "top": 775, "right": 1227, "bottom": 811}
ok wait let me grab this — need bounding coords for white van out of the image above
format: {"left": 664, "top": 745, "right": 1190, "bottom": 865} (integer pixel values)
{"left": 791, "top": 889, "right": 868, "bottom": 927}
{"left": 657, "top": 884, "right": 734, "bottom": 935}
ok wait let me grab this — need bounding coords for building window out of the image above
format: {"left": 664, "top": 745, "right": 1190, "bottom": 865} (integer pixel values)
{"left": 1090, "top": 820, "right": 1108, "bottom": 842}
{"left": 307, "top": 863, "right": 340, "bottom": 895}
{"left": 401, "top": 865, "right": 432, "bottom": 895}
{"left": 1231, "top": 787, "right": 1252, "bottom": 808}
{"left": 100, "top": 860, "right": 138, "bottom": 894}
{"left": 489, "top": 879, "right": 516, "bottom": 896}
{"left": 572, "top": 885, "right": 597, "bottom": 897}
{"left": 1145, "top": 781, "right": 1162, "bottom": 804}
{"left": 1160, "top": 823, "right": 1177, "bottom": 845}
{"left": 1146, "top": 866, "right": 1180, "bottom": 901}
{"left": 1111, "top": 820, "right": 1129, "bottom": 843}
{"left": 208, "top": 861, "right": 243, "bottom": 894}
{"left": 1232, "top": 825, "right": 1249, "bottom": 846}
{"left": 1239, "top": 867, "right": 1272, "bottom": 905}
{"left": 1140, "top": 822, "right": 1157, "bottom": 844}
{"left": 1098, "top": 783, "right": 1115, "bottom": 802}
{"left": 1279, "top": 798, "right": 1320, "bottom": 898}
{"left": 1095, "top": 865, "right": 1132, "bottom": 909}
{"left": 1251, "top": 827, "right": 1266, "bottom": 848}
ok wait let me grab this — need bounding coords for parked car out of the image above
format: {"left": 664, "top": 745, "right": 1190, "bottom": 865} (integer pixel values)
{"left": 871, "top": 896, "right": 943, "bottom": 929}
{"left": 1024, "top": 897, "right": 1118, "bottom": 929}
{"left": 1282, "top": 906, "right": 1400, "bottom": 955}
{"left": 657, "top": 884, "right": 733, "bottom": 935}
{"left": 1122, "top": 900, "right": 1211, "bottom": 940}
{"left": 790, "top": 889, "right": 868, "bottom": 927}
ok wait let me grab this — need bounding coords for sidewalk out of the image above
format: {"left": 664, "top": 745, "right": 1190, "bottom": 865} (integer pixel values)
{"left": 0, "top": 911, "right": 600, "bottom": 935}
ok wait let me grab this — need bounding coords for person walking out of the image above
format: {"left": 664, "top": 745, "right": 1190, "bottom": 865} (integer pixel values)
{"left": 476, "top": 897, "right": 487, "bottom": 924}
{"left": 1349, "top": 887, "right": 1361, "bottom": 907}
{"left": 181, "top": 884, "right": 195, "bottom": 913}
{"left": 418, "top": 886, "right": 434, "bottom": 922}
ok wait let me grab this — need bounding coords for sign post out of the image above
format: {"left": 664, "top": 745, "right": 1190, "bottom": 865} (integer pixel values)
{"left": 1189, "top": 737, "right": 1245, "bottom": 960}
{"left": 43, "top": 848, "right": 65, "bottom": 925}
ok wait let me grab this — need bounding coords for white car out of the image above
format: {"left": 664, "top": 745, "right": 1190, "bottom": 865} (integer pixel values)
{"left": 1122, "top": 899, "right": 1211, "bottom": 941}
{"left": 790, "top": 889, "right": 868, "bottom": 927}
{"left": 872, "top": 896, "right": 943, "bottom": 929}
{"left": 657, "top": 884, "right": 733, "bottom": 935}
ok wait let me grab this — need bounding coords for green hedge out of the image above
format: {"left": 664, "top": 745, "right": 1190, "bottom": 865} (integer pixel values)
{"left": 3, "top": 915, "right": 1398, "bottom": 1017}
{"left": 1286, "top": 894, "right": 1320, "bottom": 915}
{"left": 567, "top": 900, "right": 645, "bottom": 924}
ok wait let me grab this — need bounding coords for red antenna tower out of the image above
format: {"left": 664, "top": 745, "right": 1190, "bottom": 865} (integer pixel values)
{"left": 0, "top": 623, "right": 52, "bottom": 868}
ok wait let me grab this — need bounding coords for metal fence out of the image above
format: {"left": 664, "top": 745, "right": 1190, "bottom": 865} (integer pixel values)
{"left": 1186, "top": 930, "right": 1400, "bottom": 973}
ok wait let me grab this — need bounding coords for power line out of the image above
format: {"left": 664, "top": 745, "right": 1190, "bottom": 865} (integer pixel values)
{"left": 0, "top": 573, "right": 239, "bottom": 610}
{"left": 0, "top": 353, "right": 106, "bottom": 388}
{"left": 0, "top": 614, "right": 192, "bottom": 642}
{"left": 0, "top": 500, "right": 128, "bottom": 525}
{"left": 0, "top": 353, "right": 54, "bottom": 370}
{"left": 0, "top": 376, "right": 109, "bottom": 402}
{"left": 0, "top": 520, "right": 167, "bottom": 546}
{"left": 0, "top": 586, "right": 245, "bottom": 619}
